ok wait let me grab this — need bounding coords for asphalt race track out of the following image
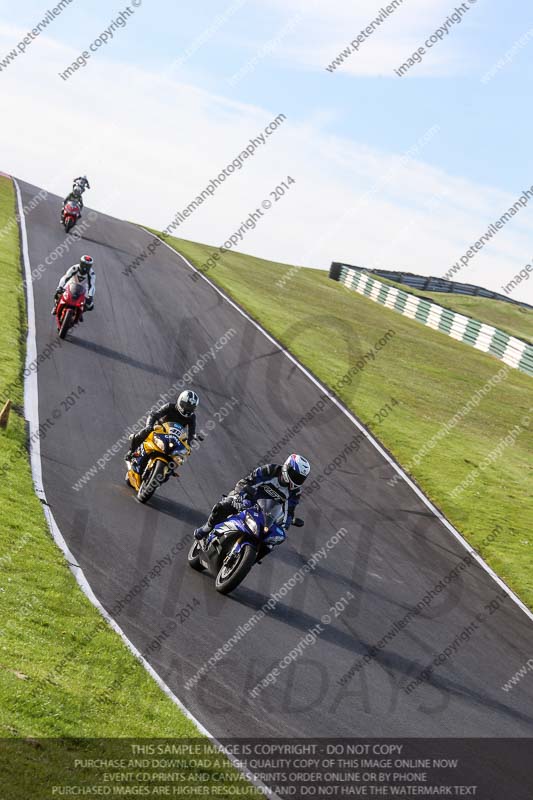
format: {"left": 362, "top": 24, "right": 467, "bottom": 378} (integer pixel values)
{"left": 17, "top": 179, "right": 533, "bottom": 788}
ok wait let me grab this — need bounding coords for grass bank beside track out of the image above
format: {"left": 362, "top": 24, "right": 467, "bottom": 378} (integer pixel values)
{"left": 154, "top": 232, "right": 533, "bottom": 612}
{"left": 0, "top": 177, "right": 261, "bottom": 797}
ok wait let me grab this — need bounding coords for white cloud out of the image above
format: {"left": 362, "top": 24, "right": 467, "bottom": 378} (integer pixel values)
{"left": 0, "top": 24, "right": 532, "bottom": 304}
{"left": 250, "top": 0, "right": 478, "bottom": 77}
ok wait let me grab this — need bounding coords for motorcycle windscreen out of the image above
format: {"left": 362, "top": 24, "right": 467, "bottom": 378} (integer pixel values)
{"left": 256, "top": 498, "right": 285, "bottom": 530}
{"left": 67, "top": 280, "right": 86, "bottom": 300}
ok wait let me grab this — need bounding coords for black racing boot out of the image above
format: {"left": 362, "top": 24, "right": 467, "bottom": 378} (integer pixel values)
{"left": 194, "top": 524, "right": 212, "bottom": 542}
{"left": 124, "top": 434, "right": 137, "bottom": 462}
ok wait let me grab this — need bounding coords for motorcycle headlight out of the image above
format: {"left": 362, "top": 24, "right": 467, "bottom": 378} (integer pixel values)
{"left": 245, "top": 513, "right": 258, "bottom": 535}
{"left": 153, "top": 435, "right": 165, "bottom": 451}
{"left": 264, "top": 525, "right": 286, "bottom": 546}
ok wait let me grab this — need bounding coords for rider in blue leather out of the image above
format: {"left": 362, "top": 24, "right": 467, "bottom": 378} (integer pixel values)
{"left": 194, "top": 454, "right": 310, "bottom": 540}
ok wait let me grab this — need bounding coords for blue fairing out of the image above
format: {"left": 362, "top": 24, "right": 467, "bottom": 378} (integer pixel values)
{"left": 208, "top": 511, "right": 249, "bottom": 547}
{"left": 159, "top": 425, "right": 188, "bottom": 455}
{"left": 264, "top": 525, "right": 287, "bottom": 546}
{"left": 209, "top": 505, "right": 286, "bottom": 551}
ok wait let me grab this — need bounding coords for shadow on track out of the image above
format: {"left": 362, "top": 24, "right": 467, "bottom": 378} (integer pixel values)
{"left": 70, "top": 337, "right": 176, "bottom": 379}
{"left": 149, "top": 495, "right": 205, "bottom": 525}
{"left": 78, "top": 234, "right": 141, "bottom": 259}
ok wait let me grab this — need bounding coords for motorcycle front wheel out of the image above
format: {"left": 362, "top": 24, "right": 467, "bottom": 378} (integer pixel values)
{"left": 187, "top": 540, "right": 206, "bottom": 572}
{"left": 59, "top": 308, "right": 73, "bottom": 339}
{"left": 215, "top": 544, "right": 256, "bottom": 594}
{"left": 137, "top": 460, "right": 165, "bottom": 504}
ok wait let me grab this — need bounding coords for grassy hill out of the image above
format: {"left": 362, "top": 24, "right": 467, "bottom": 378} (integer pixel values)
{"left": 155, "top": 232, "right": 533, "bottom": 611}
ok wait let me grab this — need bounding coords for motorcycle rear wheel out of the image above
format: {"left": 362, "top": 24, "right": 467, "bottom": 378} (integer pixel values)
{"left": 59, "top": 308, "right": 73, "bottom": 339}
{"left": 137, "top": 459, "right": 165, "bottom": 503}
{"left": 215, "top": 545, "right": 256, "bottom": 594}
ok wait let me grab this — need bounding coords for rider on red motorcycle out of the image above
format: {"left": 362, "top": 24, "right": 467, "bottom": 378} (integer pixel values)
{"left": 61, "top": 188, "right": 84, "bottom": 222}
{"left": 52, "top": 255, "right": 95, "bottom": 314}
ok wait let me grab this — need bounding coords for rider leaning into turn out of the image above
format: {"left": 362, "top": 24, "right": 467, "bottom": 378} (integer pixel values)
{"left": 61, "top": 177, "right": 90, "bottom": 220}
{"left": 125, "top": 390, "right": 200, "bottom": 463}
{"left": 61, "top": 188, "right": 84, "bottom": 220}
{"left": 194, "top": 454, "right": 311, "bottom": 541}
{"left": 52, "top": 255, "right": 96, "bottom": 314}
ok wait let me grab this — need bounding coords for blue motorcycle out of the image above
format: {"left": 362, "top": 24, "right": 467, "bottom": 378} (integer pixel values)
{"left": 187, "top": 498, "right": 303, "bottom": 594}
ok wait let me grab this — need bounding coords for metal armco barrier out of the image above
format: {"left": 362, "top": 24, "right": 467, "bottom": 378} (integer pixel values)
{"left": 337, "top": 263, "right": 533, "bottom": 311}
{"left": 330, "top": 263, "right": 533, "bottom": 377}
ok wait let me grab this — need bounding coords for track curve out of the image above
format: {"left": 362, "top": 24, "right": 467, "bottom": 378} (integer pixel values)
{"left": 17, "top": 179, "right": 533, "bottom": 759}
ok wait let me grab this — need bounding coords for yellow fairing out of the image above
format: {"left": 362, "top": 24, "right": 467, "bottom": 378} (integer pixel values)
{"left": 126, "top": 422, "right": 191, "bottom": 491}
{"left": 144, "top": 422, "right": 191, "bottom": 459}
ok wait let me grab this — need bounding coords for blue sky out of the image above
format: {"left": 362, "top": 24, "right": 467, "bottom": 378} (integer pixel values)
{"left": 166, "top": 0, "right": 533, "bottom": 191}
{"left": 1, "top": 0, "right": 532, "bottom": 301}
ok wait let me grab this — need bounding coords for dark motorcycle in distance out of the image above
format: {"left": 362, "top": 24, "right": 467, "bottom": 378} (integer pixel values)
{"left": 62, "top": 200, "right": 81, "bottom": 232}
{"left": 54, "top": 277, "right": 86, "bottom": 339}
{"left": 188, "top": 498, "right": 304, "bottom": 594}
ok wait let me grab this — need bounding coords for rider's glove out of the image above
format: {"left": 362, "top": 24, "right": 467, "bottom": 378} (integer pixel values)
{"left": 85, "top": 299, "right": 94, "bottom": 310}
{"left": 234, "top": 496, "right": 252, "bottom": 512}
{"left": 54, "top": 288, "right": 63, "bottom": 299}
{"left": 191, "top": 433, "right": 204, "bottom": 442}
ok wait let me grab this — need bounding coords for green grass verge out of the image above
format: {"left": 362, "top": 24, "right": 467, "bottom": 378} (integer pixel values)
{"left": 154, "top": 232, "right": 533, "bottom": 611}
{"left": 0, "top": 178, "right": 261, "bottom": 798}
{"left": 365, "top": 273, "right": 533, "bottom": 344}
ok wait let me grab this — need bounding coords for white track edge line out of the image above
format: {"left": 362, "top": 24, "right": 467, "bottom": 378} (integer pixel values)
{"left": 13, "top": 179, "right": 277, "bottom": 800}
{"left": 142, "top": 226, "right": 533, "bottom": 626}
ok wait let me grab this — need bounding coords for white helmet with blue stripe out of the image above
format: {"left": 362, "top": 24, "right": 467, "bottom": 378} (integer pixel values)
{"left": 282, "top": 454, "right": 310, "bottom": 489}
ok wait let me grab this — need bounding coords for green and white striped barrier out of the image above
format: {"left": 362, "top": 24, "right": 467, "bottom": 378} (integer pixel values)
{"left": 335, "top": 265, "right": 533, "bottom": 377}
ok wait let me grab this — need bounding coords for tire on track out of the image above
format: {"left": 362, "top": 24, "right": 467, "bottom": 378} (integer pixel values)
{"left": 137, "top": 459, "right": 165, "bottom": 504}
{"left": 59, "top": 308, "right": 73, "bottom": 339}
{"left": 215, "top": 544, "right": 256, "bottom": 594}
{"left": 188, "top": 540, "right": 206, "bottom": 572}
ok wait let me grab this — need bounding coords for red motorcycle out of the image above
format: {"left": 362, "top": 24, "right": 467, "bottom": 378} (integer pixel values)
{"left": 55, "top": 278, "right": 86, "bottom": 339}
{"left": 62, "top": 200, "right": 81, "bottom": 232}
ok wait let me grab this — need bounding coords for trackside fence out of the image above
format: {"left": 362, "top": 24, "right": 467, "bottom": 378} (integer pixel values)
{"left": 329, "top": 263, "right": 533, "bottom": 377}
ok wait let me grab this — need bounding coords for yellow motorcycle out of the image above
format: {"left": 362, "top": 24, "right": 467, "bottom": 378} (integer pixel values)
{"left": 125, "top": 422, "right": 191, "bottom": 504}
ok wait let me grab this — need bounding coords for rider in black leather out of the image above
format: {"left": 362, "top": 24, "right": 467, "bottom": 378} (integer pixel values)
{"left": 125, "top": 391, "right": 199, "bottom": 461}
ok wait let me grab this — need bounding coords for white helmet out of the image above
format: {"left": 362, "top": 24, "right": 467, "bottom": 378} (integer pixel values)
{"left": 282, "top": 454, "right": 310, "bottom": 489}
{"left": 79, "top": 255, "right": 93, "bottom": 276}
{"left": 177, "top": 390, "right": 199, "bottom": 416}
